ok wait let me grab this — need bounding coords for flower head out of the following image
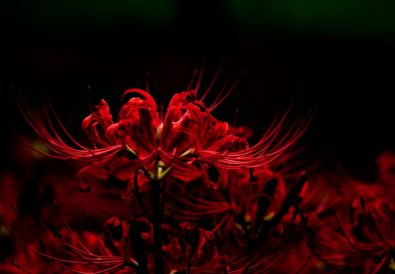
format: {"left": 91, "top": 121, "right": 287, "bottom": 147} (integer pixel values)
{"left": 19, "top": 84, "right": 309, "bottom": 194}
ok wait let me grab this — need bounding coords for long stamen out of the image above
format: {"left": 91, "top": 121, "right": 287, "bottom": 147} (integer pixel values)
{"left": 200, "top": 58, "right": 224, "bottom": 102}
{"left": 194, "top": 60, "right": 205, "bottom": 95}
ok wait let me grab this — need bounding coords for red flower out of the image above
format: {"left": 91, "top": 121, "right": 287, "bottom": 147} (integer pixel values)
{"left": 19, "top": 87, "right": 309, "bottom": 193}
{"left": 309, "top": 176, "right": 395, "bottom": 273}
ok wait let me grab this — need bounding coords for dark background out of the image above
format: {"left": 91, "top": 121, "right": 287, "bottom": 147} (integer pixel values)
{"left": 2, "top": 0, "right": 395, "bottom": 180}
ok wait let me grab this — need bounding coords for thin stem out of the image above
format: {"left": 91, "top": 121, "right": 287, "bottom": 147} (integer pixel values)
{"left": 151, "top": 178, "right": 164, "bottom": 274}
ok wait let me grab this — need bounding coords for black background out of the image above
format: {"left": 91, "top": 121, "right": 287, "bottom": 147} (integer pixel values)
{"left": 2, "top": 1, "right": 395, "bottom": 181}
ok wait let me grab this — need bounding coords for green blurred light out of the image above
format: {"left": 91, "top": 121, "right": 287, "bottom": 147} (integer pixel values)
{"left": 227, "top": 0, "right": 395, "bottom": 37}
{"left": 28, "top": 0, "right": 175, "bottom": 28}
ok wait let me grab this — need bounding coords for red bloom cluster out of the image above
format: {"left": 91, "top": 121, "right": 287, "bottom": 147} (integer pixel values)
{"left": 2, "top": 85, "right": 395, "bottom": 273}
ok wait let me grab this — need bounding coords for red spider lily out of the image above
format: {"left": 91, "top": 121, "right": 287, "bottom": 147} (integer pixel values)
{"left": 310, "top": 194, "right": 395, "bottom": 273}
{"left": 162, "top": 222, "right": 229, "bottom": 273}
{"left": 307, "top": 168, "right": 395, "bottom": 274}
{"left": 0, "top": 216, "right": 139, "bottom": 273}
{"left": 162, "top": 162, "right": 313, "bottom": 272}
{"left": 305, "top": 154, "right": 395, "bottom": 272}
{"left": 17, "top": 87, "right": 309, "bottom": 192}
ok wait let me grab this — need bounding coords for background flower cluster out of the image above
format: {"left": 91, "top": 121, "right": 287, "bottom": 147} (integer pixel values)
{"left": 1, "top": 86, "right": 395, "bottom": 273}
